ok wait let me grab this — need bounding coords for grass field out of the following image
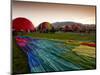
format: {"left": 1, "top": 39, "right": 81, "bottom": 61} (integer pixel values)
{"left": 23, "top": 32, "right": 95, "bottom": 41}
{"left": 13, "top": 32, "right": 96, "bottom": 74}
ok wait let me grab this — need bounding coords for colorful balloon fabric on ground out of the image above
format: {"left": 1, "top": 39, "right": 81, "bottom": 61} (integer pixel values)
{"left": 16, "top": 36, "right": 96, "bottom": 73}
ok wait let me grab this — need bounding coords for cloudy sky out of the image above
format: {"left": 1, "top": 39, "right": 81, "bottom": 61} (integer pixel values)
{"left": 12, "top": 1, "right": 96, "bottom": 27}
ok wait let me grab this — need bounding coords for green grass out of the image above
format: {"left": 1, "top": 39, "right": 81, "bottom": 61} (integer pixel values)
{"left": 13, "top": 37, "right": 30, "bottom": 74}
{"left": 24, "top": 32, "right": 95, "bottom": 41}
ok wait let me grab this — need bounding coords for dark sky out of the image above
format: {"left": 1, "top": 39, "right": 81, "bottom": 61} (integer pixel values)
{"left": 12, "top": 1, "right": 96, "bottom": 27}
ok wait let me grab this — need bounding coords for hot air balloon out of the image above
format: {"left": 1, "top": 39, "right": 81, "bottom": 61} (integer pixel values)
{"left": 37, "top": 22, "right": 54, "bottom": 33}
{"left": 12, "top": 17, "right": 35, "bottom": 33}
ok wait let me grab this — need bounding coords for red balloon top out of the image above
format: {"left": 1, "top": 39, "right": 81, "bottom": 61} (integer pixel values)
{"left": 12, "top": 17, "right": 35, "bottom": 32}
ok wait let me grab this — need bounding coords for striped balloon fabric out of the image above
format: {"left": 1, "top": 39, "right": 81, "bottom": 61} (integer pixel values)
{"left": 15, "top": 36, "right": 95, "bottom": 73}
